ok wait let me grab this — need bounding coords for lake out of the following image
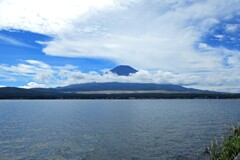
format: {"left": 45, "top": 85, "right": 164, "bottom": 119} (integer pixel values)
{"left": 0, "top": 100, "right": 239, "bottom": 160}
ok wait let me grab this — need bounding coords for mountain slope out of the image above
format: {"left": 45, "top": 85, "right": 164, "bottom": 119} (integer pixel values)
{"left": 1, "top": 86, "right": 239, "bottom": 99}
{"left": 54, "top": 82, "right": 204, "bottom": 93}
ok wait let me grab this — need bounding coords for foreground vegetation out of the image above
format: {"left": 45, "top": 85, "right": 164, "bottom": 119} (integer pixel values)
{"left": 210, "top": 125, "right": 240, "bottom": 160}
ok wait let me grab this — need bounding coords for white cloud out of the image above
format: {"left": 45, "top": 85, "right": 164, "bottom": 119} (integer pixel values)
{"left": 1, "top": 0, "right": 239, "bottom": 70}
{"left": 225, "top": 24, "right": 239, "bottom": 32}
{"left": 34, "top": 72, "right": 53, "bottom": 84}
{"left": 27, "top": 0, "right": 240, "bottom": 71}
{"left": 0, "top": 64, "right": 36, "bottom": 75}
{"left": 198, "top": 43, "right": 212, "bottom": 50}
{"left": 0, "top": 60, "right": 54, "bottom": 76}
{"left": 19, "top": 82, "right": 47, "bottom": 89}
{"left": 0, "top": 59, "right": 239, "bottom": 92}
{"left": 0, "top": 85, "right": 5, "bottom": 88}
{"left": 52, "top": 68, "right": 201, "bottom": 87}
{"left": 0, "top": 0, "right": 115, "bottom": 34}
{"left": 0, "top": 60, "right": 55, "bottom": 85}
{"left": 25, "top": 60, "right": 51, "bottom": 69}
{"left": 214, "top": 34, "right": 224, "bottom": 39}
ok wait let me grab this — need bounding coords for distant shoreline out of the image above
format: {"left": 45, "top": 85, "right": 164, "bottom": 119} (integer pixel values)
{"left": 0, "top": 92, "right": 240, "bottom": 99}
{"left": 1, "top": 86, "right": 239, "bottom": 99}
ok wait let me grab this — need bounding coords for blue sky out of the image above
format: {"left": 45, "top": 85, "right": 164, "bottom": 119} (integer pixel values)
{"left": 0, "top": 0, "right": 239, "bottom": 92}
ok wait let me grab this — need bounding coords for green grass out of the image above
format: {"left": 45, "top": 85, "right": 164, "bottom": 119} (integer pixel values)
{"left": 210, "top": 125, "right": 240, "bottom": 160}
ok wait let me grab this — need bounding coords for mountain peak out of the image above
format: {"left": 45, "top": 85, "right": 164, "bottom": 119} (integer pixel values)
{"left": 110, "top": 65, "right": 138, "bottom": 76}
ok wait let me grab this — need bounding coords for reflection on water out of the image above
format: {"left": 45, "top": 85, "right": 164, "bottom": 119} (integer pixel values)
{"left": 0, "top": 100, "right": 239, "bottom": 160}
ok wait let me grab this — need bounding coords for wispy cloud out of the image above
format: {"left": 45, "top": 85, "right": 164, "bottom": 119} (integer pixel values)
{"left": 25, "top": 60, "right": 51, "bottom": 69}
{"left": 0, "top": 34, "right": 33, "bottom": 48}
{"left": 1, "top": 0, "right": 238, "bottom": 70}
{"left": 0, "top": 0, "right": 239, "bottom": 92}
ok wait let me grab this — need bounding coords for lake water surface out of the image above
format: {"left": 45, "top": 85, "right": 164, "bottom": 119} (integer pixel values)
{"left": 0, "top": 100, "right": 240, "bottom": 160}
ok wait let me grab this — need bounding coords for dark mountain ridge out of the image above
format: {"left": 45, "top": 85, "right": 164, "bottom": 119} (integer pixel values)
{"left": 0, "top": 85, "right": 239, "bottom": 99}
{"left": 54, "top": 82, "right": 203, "bottom": 92}
{"left": 0, "top": 84, "right": 239, "bottom": 99}
{"left": 110, "top": 65, "right": 138, "bottom": 76}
